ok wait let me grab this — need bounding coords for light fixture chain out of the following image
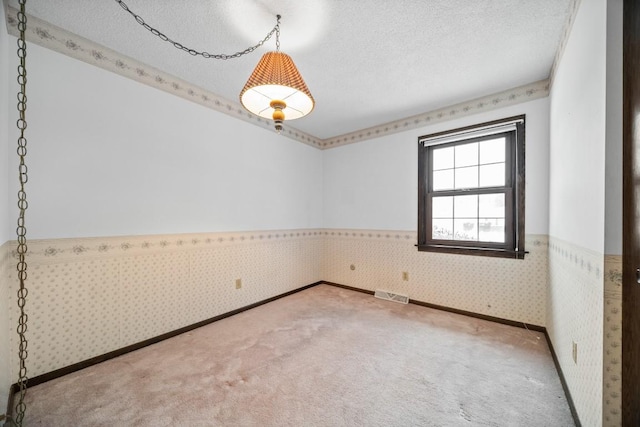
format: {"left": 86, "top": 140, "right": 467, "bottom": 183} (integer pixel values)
{"left": 275, "top": 16, "right": 280, "bottom": 52}
{"left": 115, "top": 0, "right": 280, "bottom": 60}
{"left": 12, "top": 0, "right": 30, "bottom": 426}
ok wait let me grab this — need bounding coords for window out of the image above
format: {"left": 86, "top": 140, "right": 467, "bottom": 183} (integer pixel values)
{"left": 417, "top": 115, "right": 525, "bottom": 259}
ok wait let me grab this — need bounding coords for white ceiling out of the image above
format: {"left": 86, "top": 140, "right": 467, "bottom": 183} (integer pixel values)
{"left": 6, "top": 0, "right": 572, "bottom": 140}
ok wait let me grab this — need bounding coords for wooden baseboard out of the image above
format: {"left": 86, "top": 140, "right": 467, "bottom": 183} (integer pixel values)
{"left": 3, "top": 383, "right": 19, "bottom": 427}
{"left": 544, "top": 332, "right": 581, "bottom": 426}
{"left": 4, "top": 281, "right": 323, "bottom": 422}
{"left": 4, "top": 280, "right": 581, "bottom": 427}
{"left": 322, "top": 281, "right": 580, "bottom": 427}
{"left": 321, "top": 281, "right": 375, "bottom": 296}
{"left": 322, "top": 281, "right": 543, "bottom": 331}
{"left": 408, "top": 298, "right": 545, "bottom": 331}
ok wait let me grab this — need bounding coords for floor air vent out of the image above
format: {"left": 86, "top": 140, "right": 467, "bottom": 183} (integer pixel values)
{"left": 374, "top": 290, "right": 409, "bottom": 304}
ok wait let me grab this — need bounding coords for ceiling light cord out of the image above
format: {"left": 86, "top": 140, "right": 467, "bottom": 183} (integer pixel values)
{"left": 114, "top": 0, "right": 280, "bottom": 60}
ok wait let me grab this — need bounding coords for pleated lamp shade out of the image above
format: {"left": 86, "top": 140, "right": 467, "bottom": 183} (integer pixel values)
{"left": 240, "top": 52, "right": 314, "bottom": 124}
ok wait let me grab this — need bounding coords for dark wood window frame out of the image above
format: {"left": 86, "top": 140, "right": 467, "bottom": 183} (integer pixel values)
{"left": 417, "top": 115, "right": 526, "bottom": 259}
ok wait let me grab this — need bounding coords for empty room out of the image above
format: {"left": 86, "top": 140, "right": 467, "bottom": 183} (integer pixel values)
{"left": 1, "top": 0, "right": 636, "bottom": 426}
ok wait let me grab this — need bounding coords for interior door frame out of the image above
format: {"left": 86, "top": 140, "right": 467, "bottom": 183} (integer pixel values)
{"left": 622, "top": 1, "right": 640, "bottom": 424}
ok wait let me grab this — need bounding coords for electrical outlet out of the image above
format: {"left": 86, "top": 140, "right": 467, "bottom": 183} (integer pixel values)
{"left": 402, "top": 271, "right": 409, "bottom": 281}
{"left": 235, "top": 279, "right": 242, "bottom": 289}
{"left": 572, "top": 341, "right": 578, "bottom": 364}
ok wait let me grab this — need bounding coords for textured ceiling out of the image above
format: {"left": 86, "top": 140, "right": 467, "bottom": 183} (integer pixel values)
{"left": 6, "top": 0, "right": 572, "bottom": 140}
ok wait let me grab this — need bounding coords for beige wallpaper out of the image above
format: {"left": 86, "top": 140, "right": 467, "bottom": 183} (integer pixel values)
{"left": 547, "top": 236, "right": 604, "bottom": 427}
{"left": 603, "top": 255, "right": 622, "bottom": 427}
{"left": 1, "top": 230, "right": 624, "bottom": 427}
{"left": 0, "top": 242, "right": 11, "bottom": 416}
{"left": 322, "top": 230, "right": 548, "bottom": 326}
{"left": 6, "top": 230, "right": 324, "bottom": 380}
{"left": 5, "top": 228, "right": 549, "bottom": 382}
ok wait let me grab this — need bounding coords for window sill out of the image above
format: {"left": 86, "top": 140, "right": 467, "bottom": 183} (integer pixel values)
{"left": 416, "top": 244, "right": 526, "bottom": 259}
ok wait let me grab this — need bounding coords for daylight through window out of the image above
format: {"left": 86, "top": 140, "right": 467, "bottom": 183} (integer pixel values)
{"left": 417, "top": 116, "right": 525, "bottom": 259}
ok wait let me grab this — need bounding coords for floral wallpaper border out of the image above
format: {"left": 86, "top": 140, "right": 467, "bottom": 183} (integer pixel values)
{"left": 6, "top": 229, "right": 556, "bottom": 263}
{"left": 549, "top": 0, "right": 582, "bottom": 87}
{"left": 320, "top": 80, "right": 550, "bottom": 148}
{"left": 7, "top": 229, "right": 325, "bottom": 263}
{"left": 3, "top": 5, "right": 581, "bottom": 151}
{"left": 3, "top": 6, "right": 323, "bottom": 149}
{"left": 321, "top": 228, "right": 548, "bottom": 248}
{"left": 321, "top": 229, "right": 416, "bottom": 243}
{"left": 548, "top": 236, "right": 604, "bottom": 282}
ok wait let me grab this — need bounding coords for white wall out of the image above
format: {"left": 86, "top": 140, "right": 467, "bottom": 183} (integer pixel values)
{"left": 322, "top": 97, "right": 551, "bottom": 329}
{"left": 1, "top": 2, "right": 12, "bottom": 416}
{"left": 323, "top": 97, "right": 550, "bottom": 235}
{"left": 549, "top": 0, "right": 607, "bottom": 254}
{"left": 605, "top": 0, "right": 623, "bottom": 256}
{"left": 0, "top": 32, "right": 324, "bottom": 417}
{"left": 0, "top": 3, "right": 621, "bottom": 423}
{"left": 0, "top": 2, "right": 9, "bottom": 245}
{"left": 6, "top": 43, "right": 324, "bottom": 240}
{"left": 547, "top": 0, "right": 609, "bottom": 425}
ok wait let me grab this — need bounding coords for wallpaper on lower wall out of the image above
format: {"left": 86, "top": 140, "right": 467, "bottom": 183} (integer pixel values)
{"left": 547, "top": 237, "right": 604, "bottom": 427}
{"left": 603, "top": 255, "right": 622, "bottom": 427}
{"left": 6, "top": 230, "right": 324, "bottom": 380}
{"left": 1, "top": 230, "right": 622, "bottom": 426}
{"left": 322, "top": 230, "right": 548, "bottom": 326}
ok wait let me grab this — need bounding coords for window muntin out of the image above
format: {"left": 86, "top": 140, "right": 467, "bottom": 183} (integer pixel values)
{"left": 417, "top": 116, "right": 525, "bottom": 259}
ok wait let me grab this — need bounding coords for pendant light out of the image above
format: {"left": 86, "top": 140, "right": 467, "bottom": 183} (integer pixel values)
{"left": 239, "top": 15, "right": 315, "bottom": 133}
{"left": 116, "top": 4, "right": 313, "bottom": 133}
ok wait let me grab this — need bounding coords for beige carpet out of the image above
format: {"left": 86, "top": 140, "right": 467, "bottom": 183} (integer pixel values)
{"left": 20, "top": 284, "right": 574, "bottom": 426}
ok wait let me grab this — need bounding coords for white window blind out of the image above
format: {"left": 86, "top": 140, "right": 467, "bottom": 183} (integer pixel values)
{"left": 419, "top": 119, "right": 523, "bottom": 147}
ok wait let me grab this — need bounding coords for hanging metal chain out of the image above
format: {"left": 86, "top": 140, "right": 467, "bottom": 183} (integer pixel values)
{"left": 12, "top": 0, "right": 30, "bottom": 426}
{"left": 114, "top": 0, "right": 280, "bottom": 60}
{"left": 275, "top": 16, "right": 280, "bottom": 52}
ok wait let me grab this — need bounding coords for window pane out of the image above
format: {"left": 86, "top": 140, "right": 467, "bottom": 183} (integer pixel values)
{"left": 454, "top": 195, "right": 478, "bottom": 218}
{"left": 432, "top": 219, "right": 453, "bottom": 240}
{"left": 432, "top": 196, "right": 453, "bottom": 218}
{"left": 433, "top": 146, "right": 454, "bottom": 171}
{"left": 433, "top": 169, "right": 454, "bottom": 191}
{"left": 479, "top": 138, "right": 505, "bottom": 164}
{"left": 454, "top": 166, "right": 478, "bottom": 189}
{"left": 479, "top": 218, "right": 505, "bottom": 243}
{"left": 479, "top": 194, "right": 505, "bottom": 218}
{"left": 455, "top": 142, "right": 478, "bottom": 167}
{"left": 454, "top": 219, "right": 478, "bottom": 241}
{"left": 419, "top": 118, "right": 524, "bottom": 257}
{"left": 479, "top": 163, "right": 505, "bottom": 187}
